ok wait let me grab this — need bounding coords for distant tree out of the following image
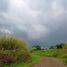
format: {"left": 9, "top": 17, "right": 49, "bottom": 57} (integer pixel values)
{"left": 49, "top": 46, "right": 54, "bottom": 49}
{"left": 55, "top": 43, "right": 65, "bottom": 49}
{"left": 32, "top": 45, "right": 41, "bottom": 50}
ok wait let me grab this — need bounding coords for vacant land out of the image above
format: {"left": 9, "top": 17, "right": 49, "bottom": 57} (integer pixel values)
{"left": 32, "top": 56, "right": 66, "bottom": 67}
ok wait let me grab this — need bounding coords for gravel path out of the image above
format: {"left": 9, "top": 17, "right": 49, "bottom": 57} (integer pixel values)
{"left": 32, "top": 56, "right": 67, "bottom": 67}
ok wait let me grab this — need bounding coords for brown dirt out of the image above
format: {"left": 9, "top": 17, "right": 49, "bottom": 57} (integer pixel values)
{"left": 32, "top": 56, "right": 67, "bottom": 67}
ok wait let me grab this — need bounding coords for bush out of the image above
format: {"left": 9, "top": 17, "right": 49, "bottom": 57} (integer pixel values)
{"left": 55, "top": 43, "right": 65, "bottom": 49}
{"left": 32, "top": 45, "right": 41, "bottom": 50}
{"left": 0, "top": 36, "right": 30, "bottom": 64}
{"left": 49, "top": 46, "right": 54, "bottom": 49}
{"left": 30, "top": 45, "right": 41, "bottom": 53}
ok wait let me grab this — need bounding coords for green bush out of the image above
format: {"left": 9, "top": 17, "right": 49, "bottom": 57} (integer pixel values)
{"left": 0, "top": 36, "right": 30, "bottom": 64}
{"left": 32, "top": 45, "right": 41, "bottom": 50}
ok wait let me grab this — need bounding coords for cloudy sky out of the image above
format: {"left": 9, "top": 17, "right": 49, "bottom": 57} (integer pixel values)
{"left": 0, "top": 0, "right": 67, "bottom": 47}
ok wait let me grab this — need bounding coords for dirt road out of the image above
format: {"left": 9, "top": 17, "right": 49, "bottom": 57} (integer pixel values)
{"left": 32, "top": 56, "right": 66, "bottom": 67}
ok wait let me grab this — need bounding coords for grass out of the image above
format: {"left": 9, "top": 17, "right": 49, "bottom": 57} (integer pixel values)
{"left": 0, "top": 54, "right": 40, "bottom": 67}
{"left": 0, "top": 36, "right": 67, "bottom": 66}
{"left": 0, "top": 49, "right": 67, "bottom": 66}
{"left": 31, "top": 49, "right": 59, "bottom": 57}
{"left": 31, "top": 49, "right": 67, "bottom": 65}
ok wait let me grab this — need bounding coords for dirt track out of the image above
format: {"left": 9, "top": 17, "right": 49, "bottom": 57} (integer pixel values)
{"left": 32, "top": 56, "right": 67, "bottom": 67}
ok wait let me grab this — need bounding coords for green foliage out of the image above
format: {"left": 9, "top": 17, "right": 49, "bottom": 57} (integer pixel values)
{"left": 49, "top": 46, "right": 54, "bottom": 49}
{"left": 32, "top": 48, "right": 67, "bottom": 64}
{"left": 30, "top": 45, "right": 41, "bottom": 53}
{"left": 54, "top": 43, "right": 65, "bottom": 49}
{"left": 31, "top": 43, "right": 67, "bottom": 65}
{"left": 55, "top": 44, "right": 63, "bottom": 49}
{"left": 0, "top": 36, "right": 30, "bottom": 64}
{"left": 31, "top": 49, "right": 59, "bottom": 57}
{"left": 32, "top": 45, "right": 41, "bottom": 50}
{"left": 49, "top": 43, "right": 67, "bottom": 49}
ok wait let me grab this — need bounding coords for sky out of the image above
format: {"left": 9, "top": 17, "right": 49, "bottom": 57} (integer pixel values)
{"left": 0, "top": 0, "right": 67, "bottom": 47}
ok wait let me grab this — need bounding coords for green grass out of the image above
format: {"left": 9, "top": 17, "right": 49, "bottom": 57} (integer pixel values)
{"left": 1, "top": 49, "right": 67, "bottom": 66}
{"left": 31, "top": 49, "right": 59, "bottom": 57}
{"left": 31, "top": 49, "right": 67, "bottom": 65}
{"left": 0, "top": 54, "right": 40, "bottom": 67}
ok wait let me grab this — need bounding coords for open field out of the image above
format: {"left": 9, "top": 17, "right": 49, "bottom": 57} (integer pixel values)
{"left": 31, "top": 49, "right": 67, "bottom": 65}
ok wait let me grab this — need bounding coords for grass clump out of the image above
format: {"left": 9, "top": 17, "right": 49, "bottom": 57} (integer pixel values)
{"left": 0, "top": 36, "right": 30, "bottom": 64}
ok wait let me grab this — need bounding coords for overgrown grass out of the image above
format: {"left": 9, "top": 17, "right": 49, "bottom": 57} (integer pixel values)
{"left": 0, "top": 36, "right": 31, "bottom": 64}
{"left": 0, "top": 36, "right": 40, "bottom": 67}
{"left": 0, "top": 54, "right": 40, "bottom": 67}
{"left": 31, "top": 49, "right": 59, "bottom": 57}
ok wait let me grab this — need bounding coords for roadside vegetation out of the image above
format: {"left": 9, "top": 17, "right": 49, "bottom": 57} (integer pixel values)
{"left": 0, "top": 36, "right": 67, "bottom": 67}
{"left": 0, "top": 36, "right": 30, "bottom": 62}
{"left": 31, "top": 43, "right": 67, "bottom": 65}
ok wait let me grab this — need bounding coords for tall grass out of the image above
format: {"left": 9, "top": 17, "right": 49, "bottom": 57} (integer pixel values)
{"left": 0, "top": 36, "right": 30, "bottom": 64}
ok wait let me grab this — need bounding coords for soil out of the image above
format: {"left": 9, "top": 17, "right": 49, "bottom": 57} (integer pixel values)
{"left": 32, "top": 56, "right": 67, "bottom": 67}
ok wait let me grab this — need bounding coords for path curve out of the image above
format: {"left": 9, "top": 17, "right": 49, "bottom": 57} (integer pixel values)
{"left": 32, "top": 56, "right": 66, "bottom": 67}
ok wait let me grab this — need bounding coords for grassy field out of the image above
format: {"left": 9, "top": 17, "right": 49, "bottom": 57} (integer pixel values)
{"left": 0, "top": 49, "right": 67, "bottom": 67}
{"left": 31, "top": 49, "right": 67, "bottom": 65}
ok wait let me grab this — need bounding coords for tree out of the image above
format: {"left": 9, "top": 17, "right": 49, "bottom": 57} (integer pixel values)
{"left": 49, "top": 46, "right": 54, "bottom": 49}
{"left": 32, "top": 45, "right": 41, "bottom": 50}
{"left": 55, "top": 43, "right": 65, "bottom": 49}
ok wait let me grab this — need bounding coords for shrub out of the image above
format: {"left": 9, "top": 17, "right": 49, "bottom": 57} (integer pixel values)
{"left": 32, "top": 45, "right": 41, "bottom": 50}
{"left": 30, "top": 45, "right": 41, "bottom": 53}
{"left": 55, "top": 43, "right": 65, "bottom": 49}
{"left": 49, "top": 46, "right": 54, "bottom": 49}
{"left": 0, "top": 36, "right": 30, "bottom": 64}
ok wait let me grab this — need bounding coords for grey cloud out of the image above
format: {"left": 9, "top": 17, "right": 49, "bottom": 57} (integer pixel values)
{"left": 0, "top": 0, "right": 67, "bottom": 47}
{"left": 0, "top": 0, "right": 9, "bottom": 12}
{"left": 59, "top": 0, "right": 67, "bottom": 10}
{"left": 28, "top": 0, "right": 53, "bottom": 11}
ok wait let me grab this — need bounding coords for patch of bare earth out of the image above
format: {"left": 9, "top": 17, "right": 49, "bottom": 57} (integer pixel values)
{"left": 32, "top": 56, "right": 67, "bottom": 67}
